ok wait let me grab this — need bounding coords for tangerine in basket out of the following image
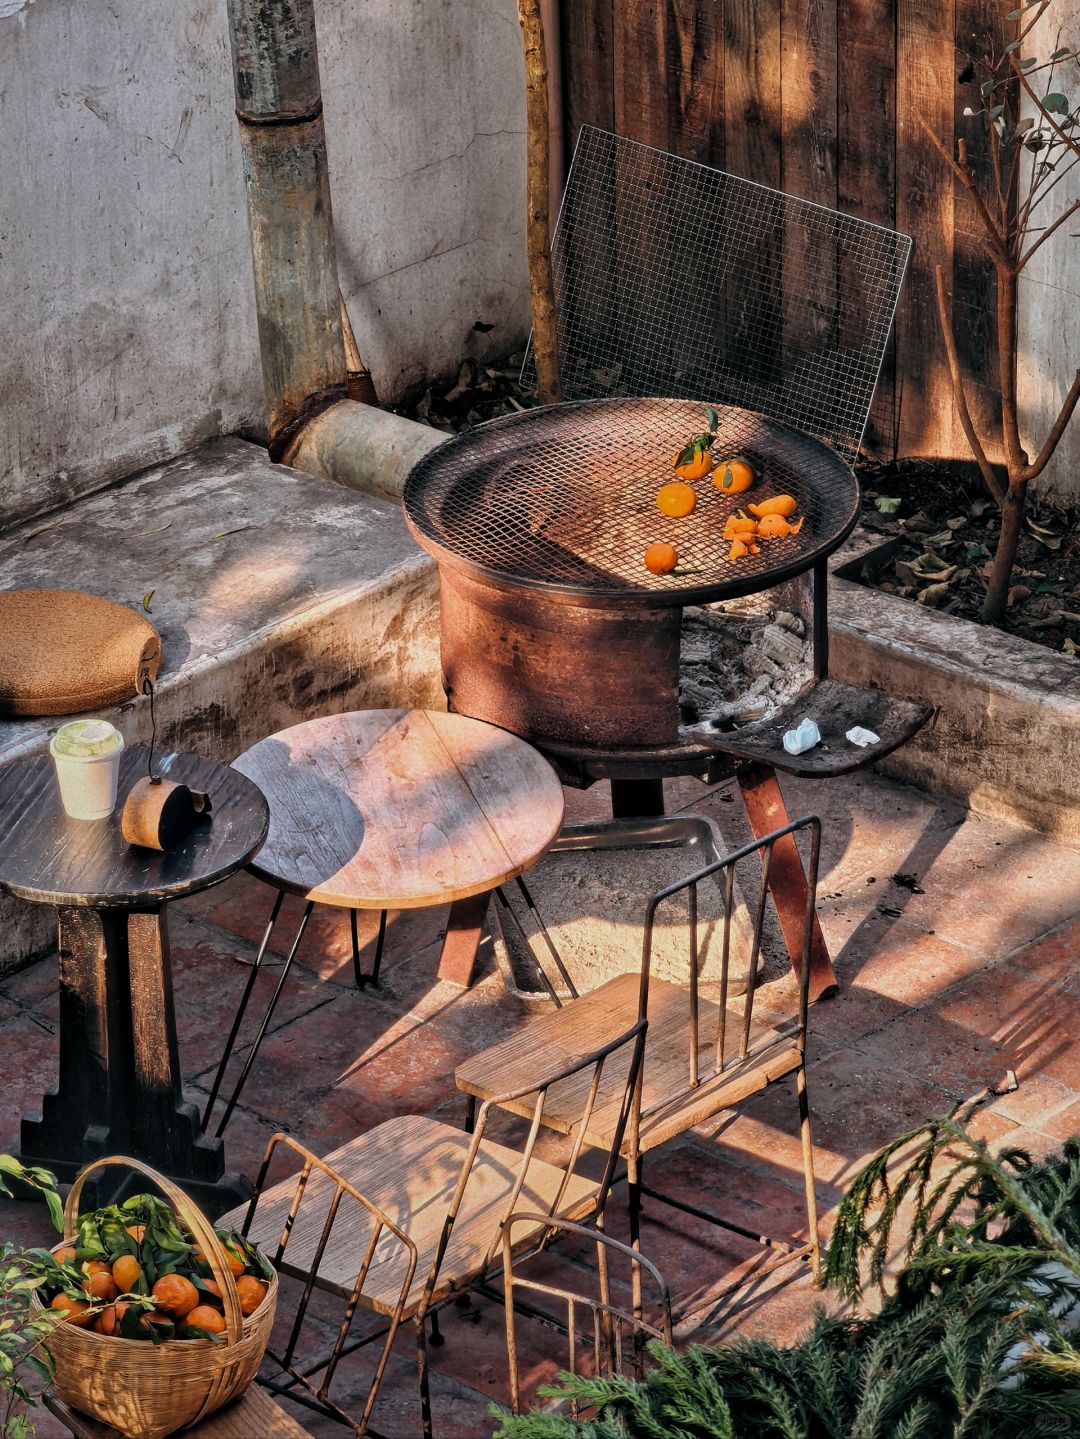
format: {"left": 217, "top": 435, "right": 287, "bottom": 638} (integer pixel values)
{"left": 85, "top": 1270, "right": 118, "bottom": 1304}
{"left": 54, "top": 1245, "right": 77, "bottom": 1266}
{"left": 235, "top": 1275, "right": 269, "bottom": 1316}
{"left": 183, "top": 1304, "right": 228, "bottom": 1336}
{"left": 50, "top": 1292, "right": 93, "bottom": 1326}
{"left": 111, "top": 1254, "right": 143, "bottom": 1293}
{"left": 151, "top": 1272, "right": 200, "bottom": 1319}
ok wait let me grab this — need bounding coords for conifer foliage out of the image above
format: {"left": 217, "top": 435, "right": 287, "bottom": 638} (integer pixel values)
{"left": 494, "top": 1108, "right": 1080, "bottom": 1438}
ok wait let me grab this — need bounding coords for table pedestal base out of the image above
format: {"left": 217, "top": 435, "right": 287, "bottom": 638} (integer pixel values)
{"left": 20, "top": 907, "right": 249, "bottom": 1215}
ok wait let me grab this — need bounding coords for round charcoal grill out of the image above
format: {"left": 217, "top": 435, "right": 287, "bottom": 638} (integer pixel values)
{"left": 404, "top": 398, "right": 858, "bottom": 607}
{"left": 403, "top": 397, "right": 859, "bottom": 762}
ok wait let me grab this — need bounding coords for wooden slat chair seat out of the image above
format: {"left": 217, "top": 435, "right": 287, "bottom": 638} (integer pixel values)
{"left": 219, "top": 1115, "right": 598, "bottom": 1317}
{"left": 456, "top": 818, "right": 825, "bottom": 1312}
{"left": 457, "top": 972, "right": 800, "bottom": 1155}
{"left": 44, "top": 1386, "right": 313, "bottom": 1438}
{"left": 217, "top": 1018, "right": 647, "bottom": 1438}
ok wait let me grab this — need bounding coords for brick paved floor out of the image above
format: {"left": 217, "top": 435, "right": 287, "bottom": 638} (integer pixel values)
{"left": 2, "top": 768, "right": 1079, "bottom": 1436}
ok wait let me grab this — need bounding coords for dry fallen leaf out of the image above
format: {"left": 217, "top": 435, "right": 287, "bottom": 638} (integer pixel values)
{"left": 211, "top": 524, "right": 255, "bottom": 541}
{"left": 918, "top": 582, "right": 950, "bottom": 607}
{"left": 1007, "top": 584, "right": 1033, "bottom": 608}
{"left": 132, "top": 521, "right": 173, "bottom": 538}
{"left": 142, "top": 590, "right": 155, "bottom": 613}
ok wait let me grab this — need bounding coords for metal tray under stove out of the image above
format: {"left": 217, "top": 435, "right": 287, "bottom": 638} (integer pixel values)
{"left": 403, "top": 396, "right": 859, "bottom": 608}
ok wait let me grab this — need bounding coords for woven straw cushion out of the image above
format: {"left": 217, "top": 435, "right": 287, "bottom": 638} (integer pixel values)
{"left": 0, "top": 588, "right": 162, "bottom": 717}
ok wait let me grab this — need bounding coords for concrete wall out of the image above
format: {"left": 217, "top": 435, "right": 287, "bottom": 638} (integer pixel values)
{"left": 1018, "top": 0, "right": 1080, "bottom": 503}
{"left": 0, "top": 0, "right": 528, "bottom": 529}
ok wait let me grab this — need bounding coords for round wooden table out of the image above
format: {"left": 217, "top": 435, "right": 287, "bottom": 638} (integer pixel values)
{"left": 0, "top": 748, "right": 268, "bottom": 1212}
{"left": 202, "top": 709, "right": 564, "bottom": 1136}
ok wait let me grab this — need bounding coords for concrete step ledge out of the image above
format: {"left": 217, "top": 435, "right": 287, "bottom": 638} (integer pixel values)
{"left": 0, "top": 436, "right": 443, "bottom": 973}
{"left": 831, "top": 530, "right": 1080, "bottom": 845}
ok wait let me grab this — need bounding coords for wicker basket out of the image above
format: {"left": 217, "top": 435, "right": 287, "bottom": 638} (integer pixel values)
{"left": 35, "top": 1157, "right": 277, "bottom": 1439}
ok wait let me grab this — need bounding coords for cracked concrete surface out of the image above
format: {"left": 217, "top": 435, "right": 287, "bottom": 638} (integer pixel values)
{"left": 0, "top": 0, "right": 528, "bottom": 530}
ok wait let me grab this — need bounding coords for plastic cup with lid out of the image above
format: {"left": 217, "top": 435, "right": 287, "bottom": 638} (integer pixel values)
{"left": 49, "top": 720, "right": 126, "bottom": 820}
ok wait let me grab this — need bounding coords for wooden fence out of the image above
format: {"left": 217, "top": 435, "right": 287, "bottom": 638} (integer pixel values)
{"left": 558, "top": 0, "right": 1009, "bottom": 461}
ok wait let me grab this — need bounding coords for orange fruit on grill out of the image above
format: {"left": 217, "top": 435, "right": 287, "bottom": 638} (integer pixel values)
{"left": 644, "top": 542, "right": 679, "bottom": 575}
{"left": 112, "top": 1254, "right": 143, "bottom": 1294}
{"left": 152, "top": 1272, "right": 201, "bottom": 1319}
{"left": 235, "top": 1275, "right": 269, "bottom": 1316}
{"left": 673, "top": 447, "right": 712, "bottom": 482}
{"left": 713, "top": 455, "right": 756, "bottom": 494}
{"left": 183, "top": 1304, "right": 228, "bottom": 1336}
{"left": 656, "top": 481, "right": 696, "bottom": 518}
{"left": 51, "top": 1292, "right": 93, "bottom": 1326}
{"left": 748, "top": 494, "right": 797, "bottom": 518}
{"left": 757, "top": 513, "right": 804, "bottom": 539}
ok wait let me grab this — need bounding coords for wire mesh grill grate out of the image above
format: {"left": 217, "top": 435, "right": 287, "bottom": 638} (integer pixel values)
{"left": 523, "top": 127, "right": 911, "bottom": 470}
{"left": 403, "top": 397, "right": 858, "bottom": 606}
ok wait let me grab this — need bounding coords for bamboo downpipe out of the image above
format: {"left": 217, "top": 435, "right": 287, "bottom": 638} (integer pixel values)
{"left": 225, "top": 0, "right": 348, "bottom": 455}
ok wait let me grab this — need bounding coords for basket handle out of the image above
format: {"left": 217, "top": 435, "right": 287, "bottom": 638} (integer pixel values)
{"left": 64, "top": 1156, "right": 244, "bottom": 1345}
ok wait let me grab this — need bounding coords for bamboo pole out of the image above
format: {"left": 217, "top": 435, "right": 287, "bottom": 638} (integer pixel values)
{"left": 225, "top": 0, "right": 347, "bottom": 455}
{"left": 518, "top": 0, "right": 562, "bottom": 404}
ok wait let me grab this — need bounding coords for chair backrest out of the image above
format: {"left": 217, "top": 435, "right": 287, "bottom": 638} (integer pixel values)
{"left": 241, "top": 1132, "right": 418, "bottom": 1438}
{"left": 419, "top": 1015, "right": 648, "bottom": 1315}
{"left": 526, "top": 126, "right": 910, "bottom": 468}
{"left": 636, "top": 815, "right": 822, "bottom": 1095}
{"left": 501, "top": 1215, "right": 672, "bottom": 1416}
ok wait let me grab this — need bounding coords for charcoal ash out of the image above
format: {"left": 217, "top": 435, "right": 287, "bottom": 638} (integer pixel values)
{"left": 679, "top": 605, "right": 811, "bottom": 732}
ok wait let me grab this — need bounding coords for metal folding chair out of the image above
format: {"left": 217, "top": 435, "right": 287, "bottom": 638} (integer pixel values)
{"left": 501, "top": 1216, "right": 673, "bottom": 1418}
{"left": 458, "top": 817, "right": 823, "bottom": 1316}
{"left": 217, "top": 1017, "right": 647, "bottom": 1438}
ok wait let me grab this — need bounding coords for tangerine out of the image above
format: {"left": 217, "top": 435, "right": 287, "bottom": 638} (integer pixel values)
{"left": 85, "top": 1271, "right": 118, "bottom": 1304}
{"left": 200, "top": 1278, "right": 222, "bottom": 1300}
{"left": 673, "top": 446, "right": 712, "bottom": 482}
{"left": 112, "top": 1254, "right": 143, "bottom": 1294}
{"left": 643, "top": 542, "right": 679, "bottom": 575}
{"left": 151, "top": 1273, "right": 200, "bottom": 1319}
{"left": 747, "top": 494, "right": 797, "bottom": 519}
{"left": 94, "top": 1301, "right": 127, "bottom": 1337}
{"left": 756, "top": 513, "right": 804, "bottom": 539}
{"left": 124, "top": 1224, "right": 146, "bottom": 1244}
{"left": 184, "top": 1304, "right": 228, "bottom": 1336}
{"left": 235, "top": 1275, "right": 268, "bottom": 1316}
{"left": 53, "top": 1246, "right": 77, "bottom": 1266}
{"left": 713, "top": 456, "right": 756, "bottom": 494}
{"left": 50, "top": 1292, "right": 93, "bottom": 1327}
{"left": 656, "top": 481, "right": 696, "bottom": 518}
{"left": 83, "top": 1259, "right": 111, "bottom": 1277}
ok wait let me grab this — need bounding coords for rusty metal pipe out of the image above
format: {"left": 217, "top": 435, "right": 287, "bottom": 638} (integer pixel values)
{"left": 226, "top": 0, "right": 347, "bottom": 453}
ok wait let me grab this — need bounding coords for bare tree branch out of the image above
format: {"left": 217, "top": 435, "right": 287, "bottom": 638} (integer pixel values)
{"left": 916, "top": 113, "right": 1012, "bottom": 264}
{"left": 1010, "top": 52, "right": 1080, "bottom": 161}
{"left": 934, "top": 265, "right": 1006, "bottom": 506}
{"left": 1023, "top": 368, "right": 1080, "bottom": 481}
{"left": 1018, "top": 194, "right": 1080, "bottom": 269}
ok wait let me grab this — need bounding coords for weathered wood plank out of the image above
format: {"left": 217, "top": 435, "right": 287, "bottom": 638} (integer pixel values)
{"left": 781, "top": 0, "right": 839, "bottom": 412}
{"left": 952, "top": 0, "right": 1007, "bottom": 459}
{"left": 560, "top": 0, "right": 615, "bottom": 151}
{"left": 838, "top": 0, "right": 900, "bottom": 454}
{"left": 896, "top": 0, "right": 957, "bottom": 456}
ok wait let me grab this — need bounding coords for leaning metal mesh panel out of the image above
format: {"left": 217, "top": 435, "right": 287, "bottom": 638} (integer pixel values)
{"left": 523, "top": 126, "right": 911, "bottom": 469}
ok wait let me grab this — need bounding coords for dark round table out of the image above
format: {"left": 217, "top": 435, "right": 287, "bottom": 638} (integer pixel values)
{"left": 0, "top": 747, "right": 268, "bottom": 1212}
